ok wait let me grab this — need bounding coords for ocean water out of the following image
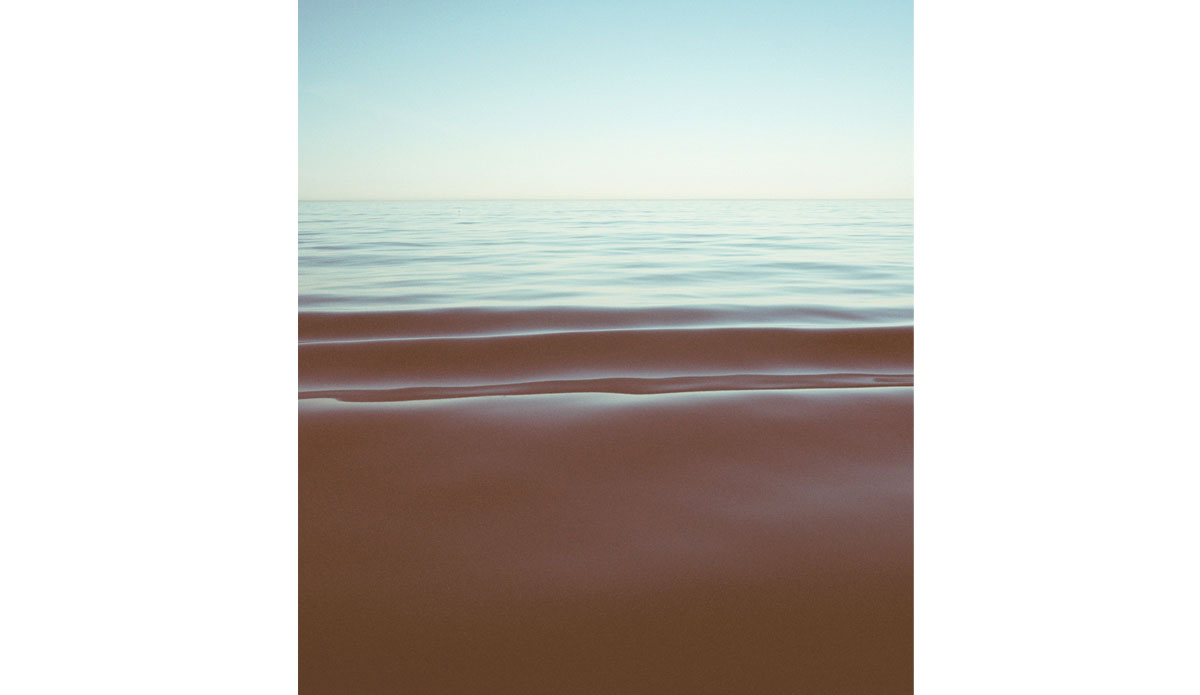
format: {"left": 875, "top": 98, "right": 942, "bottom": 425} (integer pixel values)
{"left": 300, "top": 199, "right": 911, "bottom": 323}
{"left": 299, "top": 199, "right": 913, "bottom": 694}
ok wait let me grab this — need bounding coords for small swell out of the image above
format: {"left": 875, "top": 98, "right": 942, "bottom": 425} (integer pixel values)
{"left": 299, "top": 306, "right": 913, "bottom": 341}
{"left": 301, "top": 373, "right": 913, "bottom": 402}
{"left": 299, "top": 314, "right": 912, "bottom": 398}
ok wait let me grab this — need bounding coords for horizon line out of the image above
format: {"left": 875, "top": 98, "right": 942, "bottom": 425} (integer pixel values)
{"left": 299, "top": 197, "right": 914, "bottom": 203}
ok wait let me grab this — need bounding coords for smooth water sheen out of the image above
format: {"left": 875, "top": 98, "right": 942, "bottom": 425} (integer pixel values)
{"left": 299, "top": 200, "right": 913, "bottom": 694}
{"left": 300, "top": 199, "right": 912, "bottom": 322}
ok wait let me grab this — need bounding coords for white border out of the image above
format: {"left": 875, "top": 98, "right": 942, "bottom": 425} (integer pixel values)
{"left": 917, "top": 0, "right": 1199, "bottom": 692}
{"left": 3, "top": 2, "right": 297, "bottom": 692}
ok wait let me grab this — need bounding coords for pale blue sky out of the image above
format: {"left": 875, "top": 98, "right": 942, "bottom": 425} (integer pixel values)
{"left": 300, "top": 0, "right": 911, "bottom": 200}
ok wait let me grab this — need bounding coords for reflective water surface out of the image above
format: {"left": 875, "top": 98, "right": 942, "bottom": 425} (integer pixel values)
{"left": 299, "top": 199, "right": 914, "bottom": 694}
{"left": 300, "top": 199, "right": 912, "bottom": 323}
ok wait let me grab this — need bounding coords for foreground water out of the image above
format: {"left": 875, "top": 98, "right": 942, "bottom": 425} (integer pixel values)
{"left": 299, "top": 200, "right": 913, "bottom": 693}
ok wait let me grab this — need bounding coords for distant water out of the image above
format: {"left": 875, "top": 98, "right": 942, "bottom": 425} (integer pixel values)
{"left": 299, "top": 199, "right": 911, "bottom": 326}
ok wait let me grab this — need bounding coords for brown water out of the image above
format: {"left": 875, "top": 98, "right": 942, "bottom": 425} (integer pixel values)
{"left": 299, "top": 200, "right": 912, "bottom": 693}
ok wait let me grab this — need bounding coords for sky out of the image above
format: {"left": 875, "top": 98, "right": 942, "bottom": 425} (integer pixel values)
{"left": 299, "top": 0, "right": 912, "bottom": 200}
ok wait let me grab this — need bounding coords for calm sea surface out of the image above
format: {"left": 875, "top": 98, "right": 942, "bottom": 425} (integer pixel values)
{"left": 299, "top": 199, "right": 911, "bottom": 325}
{"left": 299, "top": 199, "right": 914, "bottom": 691}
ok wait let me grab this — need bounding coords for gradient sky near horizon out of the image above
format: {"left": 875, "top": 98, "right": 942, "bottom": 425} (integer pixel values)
{"left": 300, "top": 0, "right": 911, "bottom": 200}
